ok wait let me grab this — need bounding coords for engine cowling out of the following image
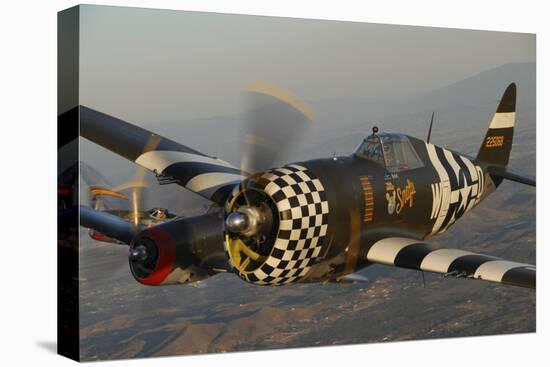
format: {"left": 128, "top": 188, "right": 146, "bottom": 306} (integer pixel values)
{"left": 130, "top": 214, "right": 226, "bottom": 285}
{"left": 224, "top": 164, "right": 329, "bottom": 285}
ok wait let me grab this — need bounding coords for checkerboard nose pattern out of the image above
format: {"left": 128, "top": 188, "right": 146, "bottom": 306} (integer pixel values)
{"left": 224, "top": 164, "right": 330, "bottom": 285}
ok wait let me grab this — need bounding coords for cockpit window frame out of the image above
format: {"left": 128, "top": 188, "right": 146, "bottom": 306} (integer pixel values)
{"left": 354, "top": 132, "right": 425, "bottom": 173}
{"left": 354, "top": 135, "right": 386, "bottom": 166}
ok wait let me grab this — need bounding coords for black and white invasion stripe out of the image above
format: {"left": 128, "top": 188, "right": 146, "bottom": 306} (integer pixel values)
{"left": 135, "top": 150, "right": 246, "bottom": 201}
{"left": 366, "top": 237, "right": 535, "bottom": 289}
{"left": 425, "top": 143, "right": 484, "bottom": 235}
{"left": 79, "top": 106, "right": 246, "bottom": 204}
{"left": 487, "top": 82, "right": 516, "bottom": 130}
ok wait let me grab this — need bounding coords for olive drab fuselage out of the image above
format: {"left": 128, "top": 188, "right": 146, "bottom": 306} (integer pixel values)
{"left": 292, "top": 135, "right": 496, "bottom": 283}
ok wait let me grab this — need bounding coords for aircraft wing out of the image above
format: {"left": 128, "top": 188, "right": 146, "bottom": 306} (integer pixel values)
{"left": 78, "top": 106, "right": 246, "bottom": 205}
{"left": 80, "top": 205, "right": 137, "bottom": 245}
{"left": 366, "top": 237, "right": 535, "bottom": 289}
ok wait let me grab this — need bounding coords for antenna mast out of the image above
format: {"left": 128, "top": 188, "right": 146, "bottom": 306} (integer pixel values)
{"left": 426, "top": 112, "right": 435, "bottom": 143}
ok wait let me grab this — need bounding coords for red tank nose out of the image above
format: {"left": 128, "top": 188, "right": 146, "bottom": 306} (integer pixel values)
{"left": 129, "top": 227, "right": 176, "bottom": 286}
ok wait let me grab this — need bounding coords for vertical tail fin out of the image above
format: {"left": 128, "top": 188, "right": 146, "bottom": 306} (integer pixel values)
{"left": 476, "top": 83, "right": 516, "bottom": 167}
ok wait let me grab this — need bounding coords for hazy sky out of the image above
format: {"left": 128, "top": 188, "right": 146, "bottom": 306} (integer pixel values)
{"left": 79, "top": 5, "right": 535, "bottom": 123}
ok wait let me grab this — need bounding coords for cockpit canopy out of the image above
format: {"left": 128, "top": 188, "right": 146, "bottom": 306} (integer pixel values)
{"left": 354, "top": 132, "right": 424, "bottom": 172}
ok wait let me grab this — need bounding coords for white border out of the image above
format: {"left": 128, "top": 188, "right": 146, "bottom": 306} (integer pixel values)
{"left": 0, "top": 1, "right": 546, "bottom": 366}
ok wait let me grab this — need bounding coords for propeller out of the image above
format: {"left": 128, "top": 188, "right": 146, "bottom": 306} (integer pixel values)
{"left": 114, "top": 133, "right": 161, "bottom": 231}
{"left": 114, "top": 170, "right": 150, "bottom": 249}
{"left": 120, "top": 136, "right": 161, "bottom": 261}
{"left": 226, "top": 82, "right": 316, "bottom": 240}
{"left": 240, "top": 81, "right": 315, "bottom": 174}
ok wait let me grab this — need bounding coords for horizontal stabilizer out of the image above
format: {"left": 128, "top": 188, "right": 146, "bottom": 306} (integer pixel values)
{"left": 487, "top": 166, "right": 535, "bottom": 187}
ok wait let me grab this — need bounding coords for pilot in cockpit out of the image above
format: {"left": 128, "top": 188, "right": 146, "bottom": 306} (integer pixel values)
{"left": 354, "top": 129, "right": 424, "bottom": 172}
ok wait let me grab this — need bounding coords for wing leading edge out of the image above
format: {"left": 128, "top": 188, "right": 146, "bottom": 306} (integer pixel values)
{"left": 366, "top": 237, "right": 535, "bottom": 289}
{"left": 78, "top": 106, "right": 246, "bottom": 204}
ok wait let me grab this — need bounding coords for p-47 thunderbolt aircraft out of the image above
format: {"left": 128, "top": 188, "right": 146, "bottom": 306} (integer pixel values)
{"left": 76, "top": 82, "right": 535, "bottom": 289}
{"left": 80, "top": 162, "right": 176, "bottom": 244}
